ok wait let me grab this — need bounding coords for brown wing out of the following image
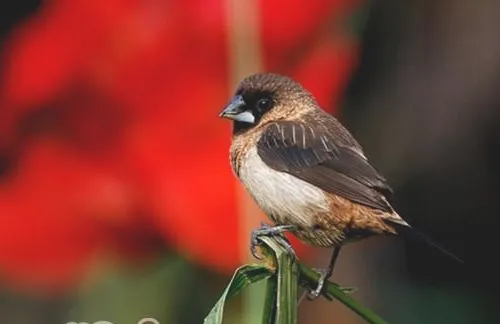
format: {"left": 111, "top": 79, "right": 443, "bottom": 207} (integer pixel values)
{"left": 257, "top": 120, "right": 393, "bottom": 212}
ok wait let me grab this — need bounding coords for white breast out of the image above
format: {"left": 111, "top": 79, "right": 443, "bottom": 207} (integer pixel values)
{"left": 238, "top": 146, "right": 330, "bottom": 227}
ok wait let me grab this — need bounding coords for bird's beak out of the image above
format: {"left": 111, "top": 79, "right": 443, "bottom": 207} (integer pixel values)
{"left": 219, "top": 95, "right": 255, "bottom": 124}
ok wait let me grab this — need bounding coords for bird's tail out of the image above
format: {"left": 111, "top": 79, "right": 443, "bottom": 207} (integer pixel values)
{"left": 383, "top": 218, "right": 464, "bottom": 264}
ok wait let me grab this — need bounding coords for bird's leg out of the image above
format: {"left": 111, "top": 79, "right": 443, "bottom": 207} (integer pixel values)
{"left": 250, "top": 223, "right": 297, "bottom": 260}
{"left": 307, "top": 246, "right": 341, "bottom": 299}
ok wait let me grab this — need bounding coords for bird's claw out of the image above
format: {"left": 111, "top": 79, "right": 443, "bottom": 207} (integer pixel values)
{"left": 249, "top": 223, "right": 297, "bottom": 260}
{"left": 250, "top": 231, "right": 263, "bottom": 260}
{"left": 275, "top": 235, "right": 297, "bottom": 262}
{"left": 307, "top": 268, "right": 332, "bottom": 300}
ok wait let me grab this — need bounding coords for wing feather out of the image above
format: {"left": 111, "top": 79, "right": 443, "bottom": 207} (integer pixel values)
{"left": 257, "top": 120, "right": 393, "bottom": 212}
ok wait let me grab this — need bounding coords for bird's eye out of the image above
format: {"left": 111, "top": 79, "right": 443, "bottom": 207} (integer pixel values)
{"left": 256, "top": 98, "right": 271, "bottom": 111}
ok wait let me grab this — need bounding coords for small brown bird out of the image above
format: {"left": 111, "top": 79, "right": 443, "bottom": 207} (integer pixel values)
{"left": 219, "top": 73, "right": 461, "bottom": 298}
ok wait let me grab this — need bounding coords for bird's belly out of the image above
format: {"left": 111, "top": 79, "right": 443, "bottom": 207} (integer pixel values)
{"left": 238, "top": 147, "right": 330, "bottom": 229}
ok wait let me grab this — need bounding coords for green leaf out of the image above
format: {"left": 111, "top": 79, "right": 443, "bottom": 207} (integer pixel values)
{"left": 204, "top": 264, "right": 272, "bottom": 324}
{"left": 259, "top": 235, "right": 298, "bottom": 324}
{"left": 261, "top": 277, "right": 277, "bottom": 324}
{"left": 205, "top": 234, "right": 390, "bottom": 324}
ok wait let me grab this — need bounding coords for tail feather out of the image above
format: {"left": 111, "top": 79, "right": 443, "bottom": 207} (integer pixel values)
{"left": 384, "top": 218, "right": 464, "bottom": 264}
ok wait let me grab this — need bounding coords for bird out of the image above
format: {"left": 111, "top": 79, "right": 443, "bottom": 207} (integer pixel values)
{"left": 219, "top": 73, "right": 462, "bottom": 299}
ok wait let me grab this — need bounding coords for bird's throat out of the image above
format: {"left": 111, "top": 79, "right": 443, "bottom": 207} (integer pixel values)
{"left": 232, "top": 121, "right": 254, "bottom": 135}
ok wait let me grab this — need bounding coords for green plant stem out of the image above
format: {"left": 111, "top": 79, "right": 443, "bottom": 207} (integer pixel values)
{"left": 298, "top": 264, "right": 390, "bottom": 324}
{"left": 260, "top": 235, "right": 298, "bottom": 324}
{"left": 261, "top": 278, "right": 277, "bottom": 324}
{"left": 276, "top": 244, "right": 298, "bottom": 324}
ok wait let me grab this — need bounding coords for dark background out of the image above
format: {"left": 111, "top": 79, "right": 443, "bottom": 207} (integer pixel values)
{"left": 343, "top": 0, "right": 500, "bottom": 322}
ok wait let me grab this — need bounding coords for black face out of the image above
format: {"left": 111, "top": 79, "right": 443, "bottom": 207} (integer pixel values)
{"left": 239, "top": 89, "right": 274, "bottom": 122}
{"left": 219, "top": 74, "right": 304, "bottom": 134}
{"left": 230, "top": 90, "right": 274, "bottom": 134}
{"left": 218, "top": 88, "right": 277, "bottom": 134}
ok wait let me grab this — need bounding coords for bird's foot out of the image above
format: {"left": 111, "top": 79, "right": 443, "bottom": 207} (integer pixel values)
{"left": 250, "top": 223, "right": 297, "bottom": 260}
{"left": 305, "top": 269, "right": 356, "bottom": 300}
{"left": 307, "top": 268, "right": 332, "bottom": 300}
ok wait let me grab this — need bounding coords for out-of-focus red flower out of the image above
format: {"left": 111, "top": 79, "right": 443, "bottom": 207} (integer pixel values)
{"left": 0, "top": 0, "right": 361, "bottom": 291}
{"left": 0, "top": 134, "right": 166, "bottom": 290}
{"left": 260, "top": 0, "right": 360, "bottom": 108}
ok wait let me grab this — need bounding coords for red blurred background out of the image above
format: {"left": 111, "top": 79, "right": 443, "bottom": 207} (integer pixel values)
{"left": 0, "top": 0, "right": 359, "bottom": 290}
{"left": 0, "top": 1, "right": 362, "bottom": 323}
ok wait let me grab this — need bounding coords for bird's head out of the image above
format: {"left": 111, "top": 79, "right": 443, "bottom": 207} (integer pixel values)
{"left": 219, "top": 73, "right": 316, "bottom": 134}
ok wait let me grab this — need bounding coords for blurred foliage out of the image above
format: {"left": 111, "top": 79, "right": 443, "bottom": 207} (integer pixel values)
{"left": 69, "top": 256, "right": 223, "bottom": 324}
